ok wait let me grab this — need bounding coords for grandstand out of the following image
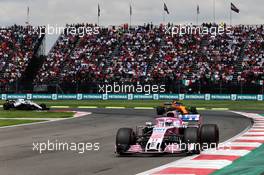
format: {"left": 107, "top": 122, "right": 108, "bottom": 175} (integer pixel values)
{"left": 0, "top": 25, "right": 45, "bottom": 92}
{"left": 0, "top": 23, "right": 263, "bottom": 94}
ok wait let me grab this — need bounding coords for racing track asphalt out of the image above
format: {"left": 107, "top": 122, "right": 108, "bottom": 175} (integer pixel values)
{"left": 0, "top": 109, "right": 253, "bottom": 175}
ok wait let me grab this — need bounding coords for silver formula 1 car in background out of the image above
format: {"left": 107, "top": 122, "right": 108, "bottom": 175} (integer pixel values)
{"left": 3, "top": 99, "right": 49, "bottom": 110}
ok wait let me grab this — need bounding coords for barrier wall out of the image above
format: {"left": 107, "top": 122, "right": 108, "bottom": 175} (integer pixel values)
{"left": 1, "top": 94, "right": 264, "bottom": 101}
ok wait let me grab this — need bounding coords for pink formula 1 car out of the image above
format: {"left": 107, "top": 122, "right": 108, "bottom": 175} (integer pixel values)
{"left": 115, "top": 111, "right": 219, "bottom": 155}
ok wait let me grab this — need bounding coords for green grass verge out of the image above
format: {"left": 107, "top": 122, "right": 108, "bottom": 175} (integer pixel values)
{"left": 212, "top": 144, "right": 264, "bottom": 175}
{"left": 0, "top": 110, "right": 74, "bottom": 119}
{"left": 0, "top": 119, "right": 46, "bottom": 127}
{"left": 1, "top": 100, "right": 264, "bottom": 111}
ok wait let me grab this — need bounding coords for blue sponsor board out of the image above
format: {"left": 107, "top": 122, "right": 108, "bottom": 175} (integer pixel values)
{"left": 57, "top": 94, "right": 78, "bottom": 100}
{"left": 159, "top": 94, "right": 180, "bottom": 100}
{"left": 82, "top": 94, "right": 102, "bottom": 100}
{"left": 32, "top": 94, "right": 53, "bottom": 100}
{"left": 211, "top": 94, "right": 232, "bottom": 100}
{"left": 0, "top": 93, "right": 263, "bottom": 101}
{"left": 184, "top": 94, "right": 205, "bottom": 100}
{"left": 5, "top": 94, "right": 27, "bottom": 100}
{"left": 237, "top": 94, "right": 258, "bottom": 100}
{"left": 107, "top": 94, "right": 128, "bottom": 100}
{"left": 133, "top": 94, "right": 153, "bottom": 100}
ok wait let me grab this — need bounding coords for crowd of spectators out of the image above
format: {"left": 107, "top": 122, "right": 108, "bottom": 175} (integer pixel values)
{"left": 149, "top": 25, "right": 202, "bottom": 85}
{"left": 240, "top": 25, "right": 264, "bottom": 84}
{"left": 0, "top": 23, "right": 263, "bottom": 94}
{"left": 107, "top": 25, "right": 162, "bottom": 83}
{"left": 63, "top": 26, "right": 120, "bottom": 84}
{"left": 193, "top": 25, "right": 248, "bottom": 84}
{"left": 36, "top": 24, "right": 79, "bottom": 83}
{"left": 32, "top": 23, "right": 264, "bottom": 88}
{"left": 0, "top": 25, "right": 39, "bottom": 84}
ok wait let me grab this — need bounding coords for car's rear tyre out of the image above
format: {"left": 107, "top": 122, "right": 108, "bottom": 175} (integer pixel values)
{"left": 189, "top": 107, "right": 198, "bottom": 114}
{"left": 30, "top": 105, "right": 36, "bottom": 110}
{"left": 156, "top": 106, "right": 165, "bottom": 115}
{"left": 184, "top": 127, "right": 200, "bottom": 154}
{"left": 40, "top": 104, "right": 47, "bottom": 110}
{"left": 200, "top": 124, "right": 219, "bottom": 148}
{"left": 116, "top": 128, "right": 136, "bottom": 155}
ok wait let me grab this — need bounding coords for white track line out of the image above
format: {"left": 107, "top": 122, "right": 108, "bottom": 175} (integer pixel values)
{"left": 245, "top": 132, "right": 264, "bottom": 135}
{"left": 0, "top": 118, "right": 63, "bottom": 121}
{"left": 211, "top": 108, "right": 229, "bottom": 110}
{"left": 201, "top": 149, "right": 250, "bottom": 156}
{"left": 196, "top": 108, "right": 206, "bottom": 110}
{"left": 50, "top": 106, "right": 70, "bottom": 108}
{"left": 78, "top": 106, "right": 98, "bottom": 109}
{"left": 227, "top": 142, "right": 261, "bottom": 147}
{"left": 134, "top": 107, "right": 155, "bottom": 109}
{"left": 239, "top": 136, "right": 264, "bottom": 140}
{"left": 160, "top": 160, "right": 232, "bottom": 169}
{"left": 105, "top": 106, "right": 126, "bottom": 109}
{"left": 0, "top": 111, "right": 91, "bottom": 129}
{"left": 248, "top": 128, "right": 264, "bottom": 131}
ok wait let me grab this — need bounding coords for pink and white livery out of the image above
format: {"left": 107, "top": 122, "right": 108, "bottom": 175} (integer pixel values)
{"left": 115, "top": 111, "right": 219, "bottom": 155}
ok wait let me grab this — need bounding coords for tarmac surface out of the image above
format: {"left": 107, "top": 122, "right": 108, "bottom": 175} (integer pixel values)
{"left": 0, "top": 109, "right": 252, "bottom": 175}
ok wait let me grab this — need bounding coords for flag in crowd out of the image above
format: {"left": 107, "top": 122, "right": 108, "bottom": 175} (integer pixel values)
{"left": 130, "top": 3, "right": 132, "bottom": 16}
{"left": 231, "top": 3, "right": 239, "bottom": 13}
{"left": 164, "top": 3, "right": 169, "bottom": 14}
{"left": 196, "top": 5, "right": 200, "bottom": 14}
{"left": 27, "top": 6, "right": 29, "bottom": 16}
{"left": 197, "top": 5, "right": 200, "bottom": 14}
{"left": 25, "top": 6, "right": 29, "bottom": 25}
{"left": 98, "top": 4, "right": 101, "bottom": 17}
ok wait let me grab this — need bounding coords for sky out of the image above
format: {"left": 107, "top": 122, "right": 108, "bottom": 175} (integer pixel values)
{"left": 0, "top": 0, "right": 263, "bottom": 53}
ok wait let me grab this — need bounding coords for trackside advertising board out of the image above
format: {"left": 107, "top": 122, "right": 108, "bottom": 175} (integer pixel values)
{"left": 1, "top": 94, "right": 264, "bottom": 101}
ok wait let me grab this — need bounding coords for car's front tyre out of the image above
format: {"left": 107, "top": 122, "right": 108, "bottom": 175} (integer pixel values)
{"left": 189, "top": 106, "right": 198, "bottom": 114}
{"left": 116, "top": 128, "right": 136, "bottom": 155}
{"left": 3, "top": 103, "right": 11, "bottom": 110}
{"left": 156, "top": 106, "right": 166, "bottom": 115}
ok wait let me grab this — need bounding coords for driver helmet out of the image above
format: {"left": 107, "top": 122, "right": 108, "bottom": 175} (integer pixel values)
{"left": 17, "top": 99, "right": 25, "bottom": 103}
{"left": 172, "top": 100, "right": 182, "bottom": 106}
